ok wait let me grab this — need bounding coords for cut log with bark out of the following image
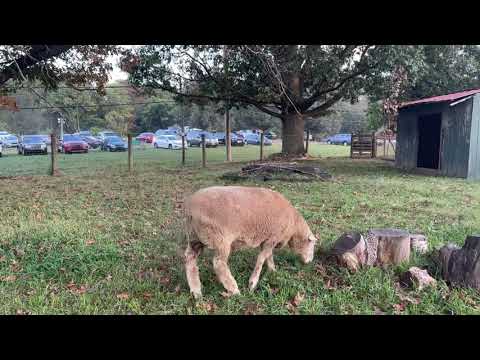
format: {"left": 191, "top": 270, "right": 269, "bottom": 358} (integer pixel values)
{"left": 400, "top": 267, "right": 436, "bottom": 290}
{"left": 369, "top": 228, "right": 411, "bottom": 266}
{"left": 439, "top": 235, "right": 480, "bottom": 290}
{"left": 330, "top": 232, "right": 366, "bottom": 272}
{"left": 410, "top": 234, "right": 428, "bottom": 254}
{"left": 331, "top": 228, "right": 413, "bottom": 271}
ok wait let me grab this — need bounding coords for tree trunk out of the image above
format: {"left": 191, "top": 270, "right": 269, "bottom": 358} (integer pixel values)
{"left": 439, "top": 235, "right": 480, "bottom": 290}
{"left": 282, "top": 113, "right": 305, "bottom": 155}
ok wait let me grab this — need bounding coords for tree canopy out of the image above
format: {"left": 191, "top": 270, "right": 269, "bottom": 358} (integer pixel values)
{"left": 122, "top": 45, "right": 429, "bottom": 154}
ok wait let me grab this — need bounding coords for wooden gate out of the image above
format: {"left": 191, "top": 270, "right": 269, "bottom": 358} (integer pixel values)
{"left": 350, "top": 132, "right": 376, "bottom": 158}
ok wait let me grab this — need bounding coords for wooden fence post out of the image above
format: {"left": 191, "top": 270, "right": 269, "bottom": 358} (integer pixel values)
{"left": 50, "top": 133, "right": 59, "bottom": 176}
{"left": 350, "top": 133, "right": 354, "bottom": 158}
{"left": 181, "top": 132, "right": 186, "bottom": 166}
{"left": 372, "top": 132, "right": 377, "bottom": 158}
{"left": 127, "top": 134, "right": 132, "bottom": 173}
{"left": 305, "top": 129, "right": 310, "bottom": 154}
{"left": 260, "top": 131, "right": 264, "bottom": 161}
{"left": 201, "top": 134, "right": 206, "bottom": 168}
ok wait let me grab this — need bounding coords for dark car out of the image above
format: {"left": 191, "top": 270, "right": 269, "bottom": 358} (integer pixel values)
{"left": 264, "top": 131, "right": 277, "bottom": 140}
{"left": 59, "top": 134, "right": 89, "bottom": 154}
{"left": 216, "top": 132, "right": 245, "bottom": 146}
{"left": 81, "top": 135, "right": 103, "bottom": 149}
{"left": 136, "top": 132, "right": 156, "bottom": 143}
{"left": 18, "top": 135, "right": 48, "bottom": 155}
{"left": 101, "top": 136, "right": 128, "bottom": 152}
{"left": 187, "top": 131, "right": 219, "bottom": 147}
{"left": 245, "top": 133, "right": 273, "bottom": 146}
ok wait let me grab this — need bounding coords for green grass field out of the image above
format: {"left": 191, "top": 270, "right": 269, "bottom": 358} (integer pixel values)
{"left": 1, "top": 142, "right": 479, "bottom": 314}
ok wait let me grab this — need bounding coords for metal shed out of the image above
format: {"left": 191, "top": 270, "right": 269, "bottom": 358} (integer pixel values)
{"left": 396, "top": 89, "right": 480, "bottom": 180}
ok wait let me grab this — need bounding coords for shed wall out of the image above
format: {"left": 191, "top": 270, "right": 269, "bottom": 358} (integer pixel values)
{"left": 467, "top": 94, "right": 480, "bottom": 180}
{"left": 396, "top": 100, "right": 474, "bottom": 178}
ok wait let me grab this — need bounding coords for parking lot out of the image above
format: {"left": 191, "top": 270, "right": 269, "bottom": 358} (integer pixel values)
{"left": 0, "top": 141, "right": 351, "bottom": 177}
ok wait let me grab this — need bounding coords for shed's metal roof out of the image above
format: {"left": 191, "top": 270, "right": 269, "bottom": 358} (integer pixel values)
{"left": 400, "top": 88, "right": 480, "bottom": 109}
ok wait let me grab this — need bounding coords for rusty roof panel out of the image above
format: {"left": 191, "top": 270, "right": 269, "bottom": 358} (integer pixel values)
{"left": 400, "top": 89, "right": 480, "bottom": 109}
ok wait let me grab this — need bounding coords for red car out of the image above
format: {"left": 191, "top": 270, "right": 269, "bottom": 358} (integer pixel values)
{"left": 136, "top": 132, "right": 155, "bottom": 143}
{"left": 58, "top": 134, "right": 89, "bottom": 154}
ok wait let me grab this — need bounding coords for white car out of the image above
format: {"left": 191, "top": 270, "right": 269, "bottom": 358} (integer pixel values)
{"left": 154, "top": 135, "right": 186, "bottom": 150}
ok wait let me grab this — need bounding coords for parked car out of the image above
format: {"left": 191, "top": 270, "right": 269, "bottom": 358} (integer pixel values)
{"left": 216, "top": 132, "right": 245, "bottom": 146}
{"left": 80, "top": 135, "right": 102, "bottom": 149}
{"left": 18, "top": 135, "right": 48, "bottom": 155}
{"left": 136, "top": 132, "right": 156, "bottom": 143}
{"left": 264, "top": 131, "right": 277, "bottom": 140}
{"left": 326, "top": 133, "right": 352, "bottom": 145}
{"left": 187, "top": 131, "right": 218, "bottom": 147}
{"left": 38, "top": 134, "right": 52, "bottom": 145}
{"left": 78, "top": 130, "right": 92, "bottom": 137}
{"left": 3, "top": 134, "right": 19, "bottom": 148}
{"left": 98, "top": 131, "right": 121, "bottom": 141}
{"left": 58, "top": 134, "right": 89, "bottom": 154}
{"left": 245, "top": 133, "right": 273, "bottom": 145}
{"left": 101, "top": 136, "right": 128, "bottom": 152}
{"left": 153, "top": 135, "right": 185, "bottom": 149}
{"left": 155, "top": 129, "right": 177, "bottom": 137}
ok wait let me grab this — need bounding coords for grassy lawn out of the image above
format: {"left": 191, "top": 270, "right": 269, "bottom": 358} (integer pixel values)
{"left": 1, "top": 142, "right": 479, "bottom": 314}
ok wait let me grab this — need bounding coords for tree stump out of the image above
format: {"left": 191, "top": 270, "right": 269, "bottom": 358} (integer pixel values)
{"left": 331, "top": 228, "right": 412, "bottom": 272}
{"left": 368, "top": 228, "right": 411, "bottom": 266}
{"left": 330, "top": 232, "right": 366, "bottom": 272}
{"left": 439, "top": 235, "right": 480, "bottom": 290}
{"left": 410, "top": 234, "right": 428, "bottom": 254}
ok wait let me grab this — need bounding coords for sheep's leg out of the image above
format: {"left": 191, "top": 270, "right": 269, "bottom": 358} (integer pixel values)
{"left": 266, "top": 254, "right": 276, "bottom": 272}
{"left": 249, "top": 247, "right": 273, "bottom": 292}
{"left": 212, "top": 248, "right": 240, "bottom": 297}
{"left": 184, "top": 242, "right": 203, "bottom": 300}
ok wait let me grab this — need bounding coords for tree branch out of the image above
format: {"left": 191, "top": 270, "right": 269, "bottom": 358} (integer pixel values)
{"left": 0, "top": 45, "right": 72, "bottom": 87}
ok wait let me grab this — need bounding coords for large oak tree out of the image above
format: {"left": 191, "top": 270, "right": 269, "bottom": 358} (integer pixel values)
{"left": 122, "top": 45, "right": 428, "bottom": 154}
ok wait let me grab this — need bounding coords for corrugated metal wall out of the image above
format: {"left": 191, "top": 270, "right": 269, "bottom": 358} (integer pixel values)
{"left": 396, "top": 99, "right": 477, "bottom": 179}
{"left": 468, "top": 94, "right": 480, "bottom": 179}
{"left": 441, "top": 97, "right": 472, "bottom": 178}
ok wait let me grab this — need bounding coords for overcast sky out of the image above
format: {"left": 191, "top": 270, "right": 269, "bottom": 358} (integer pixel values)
{"left": 108, "top": 54, "right": 128, "bottom": 82}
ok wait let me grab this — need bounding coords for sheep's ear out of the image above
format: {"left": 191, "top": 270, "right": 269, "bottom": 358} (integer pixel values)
{"left": 308, "top": 234, "right": 317, "bottom": 243}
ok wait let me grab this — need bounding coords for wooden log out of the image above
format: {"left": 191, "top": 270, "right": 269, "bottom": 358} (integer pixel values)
{"left": 410, "top": 234, "right": 428, "bottom": 254}
{"left": 331, "top": 228, "right": 411, "bottom": 271}
{"left": 330, "top": 232, "right": 366, "bottom": 272}
{"left": 367, "top": 228, "right": 410, "bottom": 266}
{"left": 400, "top": 267, "right": 436, "bottom": 290}
{"left": 439, "top": 235, "right": 480, "bottom": 290}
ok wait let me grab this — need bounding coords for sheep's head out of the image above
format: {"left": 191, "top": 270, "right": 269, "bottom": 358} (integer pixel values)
{"left": 289, "top": 232, "right": 318, "bottom": 264}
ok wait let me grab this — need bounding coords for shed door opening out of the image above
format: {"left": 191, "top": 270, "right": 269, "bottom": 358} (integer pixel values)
{"left": 417, "top": 113, "right": 441, "bottom": 169}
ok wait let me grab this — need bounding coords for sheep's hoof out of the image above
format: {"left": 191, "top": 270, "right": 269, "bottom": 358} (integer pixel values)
{"left": 221, "top": 290, "right": 240, "bottom": 298}
{"left": 191, "top": 291, "right": 202, "bottom": 300}
{"left": 248, "top": 281, "right": 258, "bottom": 292}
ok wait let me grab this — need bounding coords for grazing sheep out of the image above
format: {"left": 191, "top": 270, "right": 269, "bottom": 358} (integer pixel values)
{"left": 183, "top": 186, "right": 318, "bottom": 299}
